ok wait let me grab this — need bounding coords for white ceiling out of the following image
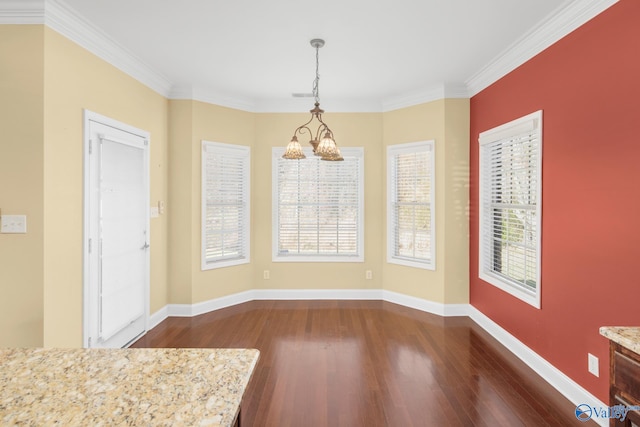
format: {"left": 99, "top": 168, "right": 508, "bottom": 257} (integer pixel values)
{"left": 2, "top": 0, "right": 619, "bottom": 111}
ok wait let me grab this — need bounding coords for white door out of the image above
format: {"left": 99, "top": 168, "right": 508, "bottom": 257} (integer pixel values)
{"left": 84, "top": 111, "right": 150, "bottom": 348}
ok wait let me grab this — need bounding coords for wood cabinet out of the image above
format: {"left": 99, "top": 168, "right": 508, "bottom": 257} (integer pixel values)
{"left": 609, "top": 342, "right": 640, "bottom": 427}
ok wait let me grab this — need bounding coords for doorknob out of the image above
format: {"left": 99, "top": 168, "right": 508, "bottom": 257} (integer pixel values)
{"left": 141, "top": 242, "right": 150, "bottom": 250}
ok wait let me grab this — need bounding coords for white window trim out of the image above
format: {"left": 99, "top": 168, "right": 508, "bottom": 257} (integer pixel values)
{"left": 201, "top": 140, "right": 250, "bottom": 270}
{"left": 386, "top": 140, "right": 436, "bottom": 270}
{"left": 272, "top": 147, "right": 365, "bottom": 262}
{"left": 478, "top": 110, "right": 542, "bottom": 308}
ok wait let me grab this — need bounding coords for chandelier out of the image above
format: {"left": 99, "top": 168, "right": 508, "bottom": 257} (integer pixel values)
{"left": 282, "top": 39, "right": 343, "bottom": 161}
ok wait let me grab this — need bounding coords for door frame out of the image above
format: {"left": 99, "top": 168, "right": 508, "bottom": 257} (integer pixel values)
{"left": 82, "top": 109, "right": 150, "bottom": 348}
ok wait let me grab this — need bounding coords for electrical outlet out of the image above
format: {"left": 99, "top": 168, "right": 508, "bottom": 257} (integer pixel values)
{"left": 588, "top": 353, "right": 599, "bottom": 377}
{"left": 263, "top": 270, "right": 270, "bottom": 280}
{"left": 0, "top": 215, "right": 27, "bottom": 233}
{"left": 365, "top": 270, "right": 372, "bottom": 280}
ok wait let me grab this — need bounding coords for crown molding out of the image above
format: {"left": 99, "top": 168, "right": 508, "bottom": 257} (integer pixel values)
{"left": 252, "top": 97, "right": 384, "bottom": 113}
{"left": 466, "top": 0, "right": 619, "bottom": 96}
{"left": 0, "top": 0, "right": 173, "bottom": 96}
{"left": 44, "top": 0, "right": 173, "bottom": 96}
{"left": 0, "top": 0, "right": 45, "bottom": 23}
{"left": 170, "top": 86, "right": 259, "bottom": 113}
{"left": 169, "top": 87, "right": 387, "bottom": 113}
{"left": 1, "top": 0, "right": 620, "bottom": 111}
{"left": 382, "top": 84, "right": 469, "bottom": 112}
{"left": 382, "top": 86, "right": 445, "bottom": 112}
{"left": 442, "top": 84, "right": 471, "bottom": 99}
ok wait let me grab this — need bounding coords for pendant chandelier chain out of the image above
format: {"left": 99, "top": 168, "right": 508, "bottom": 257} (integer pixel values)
{"left": 313, "top": 44, "right": 320, "bottom": 105}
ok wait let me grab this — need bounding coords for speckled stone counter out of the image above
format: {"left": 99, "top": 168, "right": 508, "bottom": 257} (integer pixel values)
{"left": 599, "top": 326, "right": 640, "bottom": 355}
{"left": 0, "top": 347, "right": 259, "bottom": 426}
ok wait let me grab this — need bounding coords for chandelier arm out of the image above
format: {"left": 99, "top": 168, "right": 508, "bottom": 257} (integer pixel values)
{"left": 317, "top": 117, "right": 335, "bottom": 136}
{"left": 293, "top": 114, "right": 316, "bottom": 136}
{"left": 314, "top": 125, "right": 323, "bottom": 142}
{"left": 313, "top": 122, "right": 331, "bottom": 141}
{"left": 294, "top": 124, "right": 314, "bottom": 139}
{"left": 316, "top": 114, "right": 331, "bottom": 130}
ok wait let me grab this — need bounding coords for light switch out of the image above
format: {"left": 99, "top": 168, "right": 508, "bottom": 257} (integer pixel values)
{"left": 150, "top": 207, "right": 159, "bottom": 218}
{"left": 1, "top": 215, "right": 27, "bottom": 233}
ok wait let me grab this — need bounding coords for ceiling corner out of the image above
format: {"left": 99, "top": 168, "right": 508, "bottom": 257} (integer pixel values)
{"left": 466, "top": 0, "right": 620, "bottom": 97}
{"left": 41, "top": 0, "right": 173, "bottom": 96}
{"left": 382, "top": 84, "right": 471, "bottom": 112}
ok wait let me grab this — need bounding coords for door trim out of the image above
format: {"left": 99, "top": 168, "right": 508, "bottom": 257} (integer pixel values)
{"left": 82, "top": 109, "right": 151, "bottom": 348}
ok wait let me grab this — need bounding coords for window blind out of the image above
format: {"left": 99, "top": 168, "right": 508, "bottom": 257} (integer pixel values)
{"left": 202, "top": 141, "right": 250, "bottom": 269}
{"left": 387, "top": 141, "right": 435, "bottom": 269}
{"left": 273, "top": 147, "right": 363, "bottom": 261}
{"left": 479, "top": 110, "right": 542, "bottom": 306}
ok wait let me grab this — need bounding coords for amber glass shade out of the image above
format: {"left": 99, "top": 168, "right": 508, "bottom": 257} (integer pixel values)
{"left": 282, "top": 136, "right": 306, "bottom": 160}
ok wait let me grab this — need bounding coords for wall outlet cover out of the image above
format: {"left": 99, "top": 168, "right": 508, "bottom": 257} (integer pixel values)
{"left": 588, "top": 353, "right": 599, "bottom": 377}
{"left": 0, "top": 215, "right": 27, "bottom": 233}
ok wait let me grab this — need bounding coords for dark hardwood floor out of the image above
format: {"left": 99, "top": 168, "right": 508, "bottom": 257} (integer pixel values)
{"left": 132, "top": 300, "right": 596, "bottom": 426}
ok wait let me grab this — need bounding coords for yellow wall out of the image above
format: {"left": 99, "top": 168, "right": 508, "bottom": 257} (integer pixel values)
{"left": 442, "top": 99, "right": 470, "bottom": 304}
{"left": 168, "top": 100, "right": 255, "bottom": 304}
{"left": 168, "top": 100, "right": 194, "bottom": 304}
{"left": 382, "top": 99, "right": 469, "bottom": 304}
{"left": 190, "top": 101, "right": 255, "bottom": 303}
{"left": 252, "top": 113, "right": 384, "bottom": 290}
{"left": 0, "top": 25, "right": 45, "bottom": 347}
{"left": 42, "top": 28, "right": 169, "bottom": 347}
{"left": 0, "top": 23, "right": 470, "bottom": 348}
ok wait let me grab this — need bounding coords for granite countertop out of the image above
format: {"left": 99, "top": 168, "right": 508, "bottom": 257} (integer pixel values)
{"left": 0, "top": 347, "right": 259, "bottom": 426}
{"left": 600, "top": 326, "right": 640, "bottom": 355}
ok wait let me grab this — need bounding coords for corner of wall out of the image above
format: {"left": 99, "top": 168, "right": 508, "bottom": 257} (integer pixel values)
{"left": 443, "top": 98, "right": 470, "bottom": 304}
{"left": 167, "top": 100, "right": 195, "bottom": 304}
{"left": 380, "top": 99, "right": 471, "bottom": 305}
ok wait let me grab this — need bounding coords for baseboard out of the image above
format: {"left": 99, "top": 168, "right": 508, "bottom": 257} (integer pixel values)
{"left": 156, "top": 289, "right": 466, "bottom": 317}
{"left": 147, "top": 289, "right": 606, "bottom": 425}
{"left": 149, "top": 305, "right": 168, "bottom": 330}
{"left": 252, "top": 288, "right": 383, "bottom": 300}
{"left": 148, "top": 290, "right": 254, "bottom": 323}
{"left": 164, "top": 290, "right": 255, "bottom": 318}
{"left": 190, "top": 290, "right": 254, "bottom": 316}
{"left": 382, "top": 290, "right": 470, "bottom": 317}
{"left": 468, "top": 306, "right": 607, "bottom": 426}
{"left": 149, "top": 289, "right": 457, "bottom": 326}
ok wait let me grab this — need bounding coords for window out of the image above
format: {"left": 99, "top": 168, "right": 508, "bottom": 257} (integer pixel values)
{"left": 387, "top": 141, "right": 435, "bottom": 270}
{"left": 201, "top": 140, "right": 250, "bottom": 270}
{"left": 272, "top": 147, "right": 364, "bottom": 262}
{"left": 479, "top": 111, "right": 542, "bottom": 308}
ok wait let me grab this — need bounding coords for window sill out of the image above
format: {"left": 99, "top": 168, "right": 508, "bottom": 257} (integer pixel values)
{"left": 272, "top": 254, "right": 364, "bottom": 263}
{"left": 387, "top": 256, "right": 435, "bottom": 270}
{"left": 202, "top": 257, "right": 250, "bottom": 271}
{"left": 479, "top": 271, "right": 540, "bottom": 309}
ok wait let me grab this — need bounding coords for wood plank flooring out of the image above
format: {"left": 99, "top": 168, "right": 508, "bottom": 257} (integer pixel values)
{"left": 131, "top": 300, "right": 596, "bottom": 426}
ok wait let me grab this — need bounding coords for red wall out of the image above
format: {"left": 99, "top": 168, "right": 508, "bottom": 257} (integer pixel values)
{"left": 470, "top": 0, "right": 640, "bottom": 402}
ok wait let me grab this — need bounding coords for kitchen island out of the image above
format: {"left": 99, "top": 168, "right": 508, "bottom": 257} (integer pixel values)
{"left": 600, "top": 327, "right": 640, "bottom": 427}
{"left": 0, "top": 347, "right": 259, "bottom": 426}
